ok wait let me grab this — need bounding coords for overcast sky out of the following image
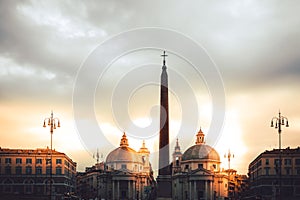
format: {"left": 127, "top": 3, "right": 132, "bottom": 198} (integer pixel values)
{"left": 1, "top": 0, "right": 300, "bottom": 174}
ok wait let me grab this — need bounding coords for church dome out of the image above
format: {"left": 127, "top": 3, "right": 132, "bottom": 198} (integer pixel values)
{"left": 182, "top": 144, "right": 220, "bottom": 161}
{"left": 181, "top": 128, "right": 220, "bottom": 162}
{"left": 105, "top": 132, "right": 143, "bottom": 164}
{"left": 106, "top": 146, "right": 142, "bottom": 163}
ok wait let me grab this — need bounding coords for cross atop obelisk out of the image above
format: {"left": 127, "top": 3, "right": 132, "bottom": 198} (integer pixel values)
{"left": 161, "top": 50, "right": 168, "bottom": 68}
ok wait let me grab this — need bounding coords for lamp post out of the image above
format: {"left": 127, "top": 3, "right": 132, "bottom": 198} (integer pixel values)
{"left": 43, "top": 111, "right": 60, "bottom": 200}
{"left": 224, "top": 149, "right": 234, "bottom": 170}
{"left": 270, "top": 111, "right": 289, "bottom": 200}
{"left": 224, "top": 149, "right": 234, "bottom": 199}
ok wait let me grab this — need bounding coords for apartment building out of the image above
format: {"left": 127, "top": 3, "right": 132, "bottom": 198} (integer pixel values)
{"left": 248, "top": 147, "right": 300, "bottom": 199}
{"left": 0, "top": 147, "right": 76, "bottom": 200}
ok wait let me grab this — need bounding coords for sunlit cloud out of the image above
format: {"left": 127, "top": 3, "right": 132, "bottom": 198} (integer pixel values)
{"left": 0, "top": 0, "right": 299, "bottom": 174}
{"left": 17, "top": 1, "right": 107, "bottom": 39}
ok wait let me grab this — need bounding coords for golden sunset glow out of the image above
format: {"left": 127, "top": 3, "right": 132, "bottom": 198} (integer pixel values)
{"left": 1, "top": 1, "right": 300, "bottom": 178}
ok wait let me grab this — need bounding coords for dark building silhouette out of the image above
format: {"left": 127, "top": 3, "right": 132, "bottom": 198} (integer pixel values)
{"left": 248, "top": 147, "right": 300, "bottom": 199}
{"left": 156, "top": 51, "right": 172, "bottom": 199}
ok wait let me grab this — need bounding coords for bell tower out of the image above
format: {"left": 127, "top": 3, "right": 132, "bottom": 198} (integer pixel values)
{"left": 195, "top": 128, "right": 205, "bottom": 144}
{"left": 172, "top": 138, "right": 182, "bottom": 174}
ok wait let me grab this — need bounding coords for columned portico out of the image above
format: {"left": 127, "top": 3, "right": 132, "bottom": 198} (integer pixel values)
{"left": 193, "top": 181, "right": 197, "bottom": 199}
{"left": 128, "top": 180, "right": 131, "bottom": 199}
{"left": 117, "top": 180, "right": 119, "bottom": 199}
{"left": 112, "top": 180, "right": 115, "bottom": 200}
{"left": 210, "top": 180, "right": 213, "bottom": 199}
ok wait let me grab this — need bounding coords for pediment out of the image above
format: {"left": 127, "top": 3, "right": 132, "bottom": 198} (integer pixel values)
{"left": 190, "top": 168, "right": 213, "bottom": 176}
{"left": 113, "top": 169, "right": 135, "bottom": 176}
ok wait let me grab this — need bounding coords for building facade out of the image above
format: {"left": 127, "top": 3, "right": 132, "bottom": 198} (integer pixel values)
{"left": 248, "top": 147, "right": 300, "bottom": 199}
{"left": 76, "top": 133, "right": 156, "bottom": 200}
{"left": 171, "top": 129, "right": 230, "bottom": 200}
{"left": 0, "top": 147, "right": 77, "bottom": 200}
{"left": 225, "top": 169, "right": 248, "bottom": 199}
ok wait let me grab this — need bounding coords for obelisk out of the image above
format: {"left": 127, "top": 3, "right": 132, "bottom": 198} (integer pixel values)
{"left": 156, "top": 51, "right": 172, "bottom": 199}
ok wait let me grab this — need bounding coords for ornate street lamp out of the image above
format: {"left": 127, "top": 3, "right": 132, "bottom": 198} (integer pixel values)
{"left": 224, "top": 149, "right": 234, "bottom": 170}
{"left": 43, "top": 111, "right": 60, "bottom": 200}
{"left": 270, "top": 111, "right": 289, "bottom": 200}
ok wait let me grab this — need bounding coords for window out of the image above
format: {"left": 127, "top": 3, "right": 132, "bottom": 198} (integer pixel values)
{"left": 3, "top": 179, "right": 13, "bottom": 193}
{"left": 56, "top": 159, "right": 62, "bottom": 164}
{"left": 121, "top": 164, "right": 127, "bottom": 169}
{"left": 26, "top": 166, "right": 32, "bottom": 175}
{"left": 274, "top": 159, "right": 280, "bottom": 166}
{"left": 296, "top": 168, "right": 300, "bottom": 175}
{"left": 265, "top": 159, "right": 269, "bottom": 165}
{"left": 5, "top": 166, "right": 11, "bottom": 174}
{"left": 56, "top": 167, "right": 62, "bottom": 175}
{"left": 286, "top": 168, "right": 291, "bottom": 175}
{"left": 142, "top": 156, "right": 145, "bottom": 163}
{"left": 295, "top": 159, "right": 300, "bottom": 165}
{"left": 16, "top": 166, "right": 22, "bottom": 175}
{"left": 5, "top": 158, "right": 11, "bottom": 164}
{"left": 265, "top": 167, "right": 270, "bottom": 175}
{"left": 258, "top": 168, "right": 262, "bottom": 176}
{"left": 36, "top": 159, "right": 42, "bottom": 164}
{"left": 46, "top": 167, "right": 51, "bottom": 175}
{"left": 24, "top": 180, "right": 34, "bottom": 194}
{"left": 198, "top": 164, "right": 203, "bottom": 169}
{"left": 285, "top": 159, "right": 292, "bottom": 165}
{"left": 36, "top": 167, "right": 42, "bottom": 175}
{"left": 185, "top": 165, "right": 189, "bottom": 170}
{"left": 16, "top": 158, "right": 22, "bottom": 164}
{"left": 64, "top": 160, "right": 69, "bottom": 166}
{"left": 26, "top": 158, "right": 32, "bottom": 164}
{"left": 65, "top": 168, "right": 69, "bottom": 176}
{"left": 212, "top": 164, "right": 216, "bottom": 169}
{"left": 46, "top": 158, "right": 51, "bottom": 165}
{"left": 257, "top": 160, "right": 262, "bottom": 167}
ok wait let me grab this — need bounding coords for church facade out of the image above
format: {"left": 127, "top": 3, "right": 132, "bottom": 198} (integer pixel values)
{"left": 171, "top": 129, "right": 229, "bottom": 200}
{"left": 76, "top": 133, "right": 156, "bottom": 200}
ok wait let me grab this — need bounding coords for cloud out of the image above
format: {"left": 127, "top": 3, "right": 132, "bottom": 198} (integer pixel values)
{"left": 0, "top": 0, "right": 300, "bottom": 173}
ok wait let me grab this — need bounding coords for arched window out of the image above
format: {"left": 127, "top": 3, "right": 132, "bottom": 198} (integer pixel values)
{"left": 24, "top": 179, "right": 34, "bottom": 194}
{"left": 43, "top": 179, "right": 55, "bottom": 195}
{"left": 3, "top": 179, "right": 13, "bottom": 193}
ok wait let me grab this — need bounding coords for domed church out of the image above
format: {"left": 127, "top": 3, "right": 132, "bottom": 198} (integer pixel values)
{"left": 76, "top": 132, "right": 155, "bottom": 200}
{"left": 104, "top": 132, "right": 155, "bottom": 199}
{"left": 106, "top": 132, "right": 151, "bottom": 173}
{"left": 171, "top": 129, "right": 229, "bottom": 200}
